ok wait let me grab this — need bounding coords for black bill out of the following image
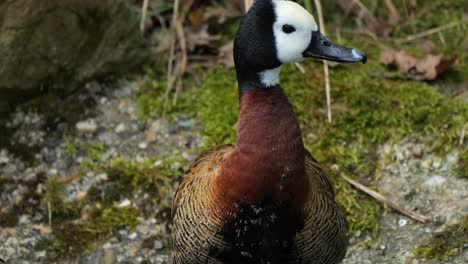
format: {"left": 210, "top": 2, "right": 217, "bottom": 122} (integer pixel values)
{"left": 303, "top": 32, "right": 367, "bottom": 63}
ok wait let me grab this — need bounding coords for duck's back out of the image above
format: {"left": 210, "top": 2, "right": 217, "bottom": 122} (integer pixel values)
{"left": 171, "top": 145, "right": 348, "bottom": 264}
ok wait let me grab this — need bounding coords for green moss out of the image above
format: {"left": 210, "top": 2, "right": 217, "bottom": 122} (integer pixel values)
{"left": 193, "top": 67, "right": 238, "bottom": 149}
{"left": 42, "top": 176, "right": 65, "bottom": 215}
{"left": 42, "top": 176, "right": 81, "bottom": 221}
{"left": 104, "top": 153, "right": 184, "bottom": 215}
{"left": 90, "top": 206, "right": 140, "bottom": 240}
{"left": 43, "top": 206, "right": 140, "bottom": 261}
{"left": 136, "top": 66, "right": 195, "bottom": 120}
{"left": 456, "top": 147, "right": 468, "bottom": 179}
{"left": 86, "top": 142, "right": 106, "bottom": 161}
{"left": 413, "top": 215, "right": 468, "bottom": 260}
{"left": 64, "top": 138, "right": 79, "bottom": 157}
{"left": 43, "top": 222, "right": 96, "bottom": 260}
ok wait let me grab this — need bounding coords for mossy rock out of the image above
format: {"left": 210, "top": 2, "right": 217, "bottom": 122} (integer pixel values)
{"left": 0, "top": 0, "right": 148, "bottom": 102}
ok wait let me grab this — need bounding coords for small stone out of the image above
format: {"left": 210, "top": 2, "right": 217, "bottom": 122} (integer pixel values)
{"left": 19, "top": 215, "right": 30, "bottom": 225}
{"left": 411, "top": 146, "right": 423, "bottom": 158}
{"left": 75, "top": 191, "right": 87, "bottom": 202}
{"left": 398, "top": 219, "right": 408, "bottom": 227}
{"left": 104, "top": 249, "right": 116, "bottom": 264}
{"left": 103, "top": 242, "right": 112, "bottom": 249}
{"left": 129, "top": 232, "right": 138, "bottom": 240}
{"left": 128, "top": 242, "right": 142, "bottom": 257}
{"left": 118, "top": 199, "right": 131, "bottom": 208}
{"left": 36, "top": 250, "right": 46, "bottom": 258}
{"left": 331, "top": 164, "right": 339, "bottom": 171}
{"left": 394, "top": 152, "right": 405, "bottom": 162}
{"left": 76, "top": 119, "right": 98, "bottom": 132}
{"left": 0, "top": 150, "right": 10, "bottom": 164}
{"left": 354, "top": 230, "right": 361, "bottom": 238}
{"left": 421, "top": 159, "right": 432, "bottom": 169}
{"left": 135, "top": 155, "right": 145, "bottom": 163}
{"left": 178, "top": 119, "right": 195, "bottom": 129}
{"left": 138, "top": 142, "right": 148, "bottom": 149}
{"left": 96, "top": 173, "right": 108, "bottom": 181}
{"left": 424, "top": 175, "right": 446, "bottom": 186}
{"left": 98, "top": 132, "right": 119, "bottom": 145}
{"left": 115, "top": 123, "right": 127, "bottom": 133}
{"left": 154, "top": 240, "right": 164, "bottom": 249}
{"left": 432, "top": 158, "right": 442, "bottom": 169}
{"left": 41, "top": 148, "right": 56, "bottom": 163}
{"left": 48, "top": 168, "right": 58, "bottom": 176}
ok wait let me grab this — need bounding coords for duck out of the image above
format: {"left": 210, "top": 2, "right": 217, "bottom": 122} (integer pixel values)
{"left": 171, "top": 0, "right": 366, "bottom": 263}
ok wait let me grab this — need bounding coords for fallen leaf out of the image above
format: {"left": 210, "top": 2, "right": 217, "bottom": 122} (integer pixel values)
{"left": 188, "top": 8, "right": 205, "bottom": 27}
{"left": 31, "top": 224, "right": 51, "bottom": 236}
{"left": 379, "top": 48, "right": 458, "bottom": 80}
{"left": 218, "top": 41, "right": 235, "bottom": 68}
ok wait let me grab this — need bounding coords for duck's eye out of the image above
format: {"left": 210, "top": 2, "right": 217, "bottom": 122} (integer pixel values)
{"left": 282, "top": 24, "right": 296, "bottom": 34}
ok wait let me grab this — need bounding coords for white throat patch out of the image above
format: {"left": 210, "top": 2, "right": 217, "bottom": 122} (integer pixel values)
{"left": 259, "top": 67, "right": 281, "bottom": 87}
{"left": 272, "top": 1, "right": 318, "bottom": 64}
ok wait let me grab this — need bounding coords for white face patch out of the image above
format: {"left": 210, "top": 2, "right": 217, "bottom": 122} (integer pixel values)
{"left": 259, "top": 67, "right": 281, "bottom": 87}
{"left": 272, "top": 0, "right": 318, "bottom": 64}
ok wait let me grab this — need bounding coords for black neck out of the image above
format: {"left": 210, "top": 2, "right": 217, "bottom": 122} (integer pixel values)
{"left": 236, "top": 66, "right": 281, "bottom": 96}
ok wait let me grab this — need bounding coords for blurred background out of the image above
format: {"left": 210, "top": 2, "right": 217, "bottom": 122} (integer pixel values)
{"left": 0, "top": 0, "right": 466, "bottom": 263}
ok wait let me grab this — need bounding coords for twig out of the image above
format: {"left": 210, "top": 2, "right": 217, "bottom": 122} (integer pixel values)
{"left": 140, "top": 0, "right": 150, "bottom": 32}
{"left": 460, "top": 126, "right": 466, "bottom": 146}
{"left": 47, "top": 201, "right": 52, "bottom": 227}
{"left": 244, "top": 0, "right": 254, "bottom": 12}
{"left": 395, "top": 18, "right": 468, "bottom": 43}
{"left": 172, "top": 10, "right": 188, "bottom": 105}
{"left": 313, "top": 0, "right": 332, "bottom": 123}
{"left": 340, "top": 174, "right": 431, "bottom": 223}
{"left": 294, "top": 63, "right": 305, "bottom": 74}
{"left": 163, "top": 0, "right": 179, "bottom": 118}
{"left": 353, "top": 0, "right": 377, "bottom": 22}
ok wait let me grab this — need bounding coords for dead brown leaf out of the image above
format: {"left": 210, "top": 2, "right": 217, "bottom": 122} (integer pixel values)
{"left": 218, "top": 41, "right": 235, "bottom": 68}
{"left": 379, "top": 48, "right": 458, "bottom": 80}
{"left": 188, "top": 8, "right": 205, "bottom": 27}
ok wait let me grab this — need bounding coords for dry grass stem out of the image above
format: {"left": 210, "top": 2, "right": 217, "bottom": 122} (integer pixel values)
{"left": 460, "top": 126, "right": 466, "bottom": 146}
{"left": 47, "top": 201, "right": 52, "bottom": 227}
{"left": 244, "top": 0, "right": 254, "bottom": 12}
{"left": 172, "top": 16, "right": 188, "bottom": 105}
{"left": 353, "top": 0, "right": 376, "bottom": 22}
{"left": 294, "top": 63, "right": 305, "bottom": 74}
{"left": 163, "top": 0, "right": 179, "bottom": 118}
{"left": 140, "top": 0, "right": 150, "bottom": 32}
{"left": 313, "top": 0, "right": 332, "bottom": 123}
{"left": 341, "top": 174, "right": 431, "bottom": 223}
{"left": 396, "top": 18, "right": 468, "bottom": 43}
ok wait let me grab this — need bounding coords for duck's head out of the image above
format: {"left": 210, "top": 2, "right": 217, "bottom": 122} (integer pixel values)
{"left": 234, "top": 0, "right": 366, "bottom": 93}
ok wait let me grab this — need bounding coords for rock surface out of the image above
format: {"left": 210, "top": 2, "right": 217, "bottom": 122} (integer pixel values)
{"left": 0, "top": 0, "right": 148, "bottom": 112}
